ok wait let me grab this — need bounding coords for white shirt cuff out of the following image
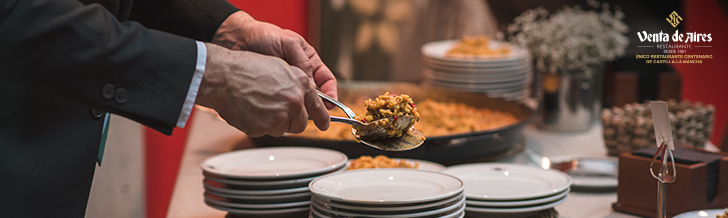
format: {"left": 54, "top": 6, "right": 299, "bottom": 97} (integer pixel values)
{"left": 176, "top": 41, "right": 207, "bottom": 128}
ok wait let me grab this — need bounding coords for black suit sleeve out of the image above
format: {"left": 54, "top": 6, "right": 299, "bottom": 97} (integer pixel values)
{"left": 129, "top": 0, "right": 240, "bottom": 42}
{"left": 0, "top": 0, "right": 198, "bottom": 135}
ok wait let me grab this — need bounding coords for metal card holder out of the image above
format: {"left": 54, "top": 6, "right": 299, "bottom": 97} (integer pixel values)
{"left": 649, "top": 101, "right": 677, "bottom": 218}
{"left": 649, "top": 138, "right": 677, "bottom": 218}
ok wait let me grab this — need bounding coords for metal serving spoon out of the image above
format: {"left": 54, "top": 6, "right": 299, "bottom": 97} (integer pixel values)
{"left": 316, "top": 90, "right": 424, "bottom": 151}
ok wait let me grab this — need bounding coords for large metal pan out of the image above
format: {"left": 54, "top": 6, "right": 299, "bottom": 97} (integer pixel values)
{"left": 251, "top": 82, "right": 534, "bottom": 165}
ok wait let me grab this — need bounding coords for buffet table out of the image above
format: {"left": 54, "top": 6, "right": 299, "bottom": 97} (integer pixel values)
{"left": 166, "top": 108, "right": 640, "bottom": 218}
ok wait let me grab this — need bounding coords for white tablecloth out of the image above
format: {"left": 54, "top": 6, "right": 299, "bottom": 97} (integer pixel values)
{"left": 167, "top": 109, "right": 642, "bottom": 218}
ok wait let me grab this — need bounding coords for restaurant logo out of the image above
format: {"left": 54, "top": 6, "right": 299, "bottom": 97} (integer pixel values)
{"left": 636, "top": 11, "right": 712, "bottom": 43}
{"left": 634, "top": 11, "right": 713, "bottom": 64}
{"left": 666, "top": 11, "right": 682, "bottom": 28}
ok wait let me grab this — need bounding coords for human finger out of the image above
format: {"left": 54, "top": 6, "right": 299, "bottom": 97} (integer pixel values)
{"left": 267, "top": 112, "right": 290, "bottom": 137}
{"left": 281, "top": 31, "right": 314, "bottom": 76}
{"left": 287, "top": 103, "right": 309, "bottom": 134}
{"left": 300, "top": 44, "right": 338, "bottom": 110}
{"left": 303, "top": 82, "right": 330, "bottom": 131}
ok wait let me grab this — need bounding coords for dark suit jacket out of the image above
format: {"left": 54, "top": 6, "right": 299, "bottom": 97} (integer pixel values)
{"left": 0, "top": 0, "right": 238, "bottom": 216}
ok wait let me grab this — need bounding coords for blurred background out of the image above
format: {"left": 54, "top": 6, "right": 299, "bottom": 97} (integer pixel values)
{"left": 84, "top": 0, "right": 728, "bottom": 217}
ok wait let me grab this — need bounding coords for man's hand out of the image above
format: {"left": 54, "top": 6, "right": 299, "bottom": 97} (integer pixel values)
{"left": 196, "top": 43, "right": 329, "bottom": 137}
{"left": 213, "top": 11, "right": 337, "bottom": 110}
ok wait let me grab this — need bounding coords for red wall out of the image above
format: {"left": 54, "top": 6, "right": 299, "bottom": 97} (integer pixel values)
{"left": 145, "top": 1, "right": 310, "bottom": 218}
{"left": 671, "top": 0, "right": 728, "bottom": 146}
{"left": 226, "top": 0, "right": 310, "bottom": 40}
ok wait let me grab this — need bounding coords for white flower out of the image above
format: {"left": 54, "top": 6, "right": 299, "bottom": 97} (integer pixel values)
{"left": 507, "top": 2, "right": 629, "bottom": 76}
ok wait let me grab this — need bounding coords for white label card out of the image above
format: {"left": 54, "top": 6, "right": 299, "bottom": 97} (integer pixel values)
{"left": 650, "top": 101, "right": 675, "bottom": 150}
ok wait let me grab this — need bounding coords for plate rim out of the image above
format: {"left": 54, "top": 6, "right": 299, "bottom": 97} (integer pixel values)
{"left": 311, "top": 192, "right": 464, "bottom": 212}
{"left": 311, "top": 195, "right": 466, "bottom": 218}
{"left": 204, "top": 162, "right": 348, "bottom": 187}
{"left": 546, "top": 155, "right": 618, "bottom": 190}
{"left": 203, "top": 182, "right": 309, "bottom": 196}
{"left": 464, "top": 188, "right": 570, "bottom": 207}
{"left": 309, "top": 168, "right": 464, "bottom": 204}
{"left": 310, "top": 207, "right": 332, "bottom": 218}
{"left": 203, "top": 195, "right": 310, "bottom": 209}
{"left": 423, "top": 77, "right": 532, "bottom": 90}
{"left": 422, "top": 81, "right": 529, "bottom": 93}
{"left": 441, "top": 163, "right": 571, "bottom": 200}
{"left": 204, "top": 190, "right": 310, "bottom": 201}
{"left": 200, "top": 146, "right": 348, "bottom": 180}
{"left": 421, "top": 40, "right": 529, "bottom": 63}
{"left": 204, "top": 198, "right": 310, "bottom": 214}
{"left": 673, "top": 208, "right": 728, "bottom": 218}
{"left": 423, "top": 68, "right": 529, "bottom": 82}
{"left": 423, "top": 56, "right": 529, "bottom": 68}
{"left": 424, "top": 61, "right": 531, "bottom": 73}
{"left": 464, "top": 195, "right": 568, "bottom": 213}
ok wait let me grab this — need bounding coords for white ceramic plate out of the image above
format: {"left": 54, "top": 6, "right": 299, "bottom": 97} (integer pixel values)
{"left": 422, "top": 82, "right": 529, "bottom": 101}
{"left": 465, "top": 210, "right": 539, "bottom": 218}
{"left": 310, "top": 207, "right": 332, "bottom": 218}
{"left": 422, "top": 56, "right": 531, "bottom": 69}
{"left": 311, "top": 193, "right": 464, "bottom": 212}
{"left": 309, "top": 205, "right": 333, "bottom": 217}
{"left": 204, "top": 171, "right": 317, "bottom": 187}
{"left": 204, "top": 196, "right": 310, "bottom": 209}
{"left": 424, "top": 73, "right": 531, "bottom": 86}
{"left": 203, "top": 182, "right": 309, "bottom": 196}
{"left": 441, "top": 163, "right": 571, "bottom": 201}
{"left": 673, "top": 209, "right": 727, "bottom": 218}
{"left": 464, "top": 195, "right": 567, "bottom": 213}
{"left": 423, "top": 68, "right": 529, "bottom": 83}
{"left": 423, "top": 76, "right": 531, "bottom": 91}
{"left": 569, "top": 175, "right": 618, "bottom": 190}
{"left": 424, "top": 73, "right": 532, "bottom": 88}
{"left": 203, "top": 162, "right": 348, "bottom": 187}
{"left": 310, "top": 169, "right": 463, "bottom": 204}
{"left": 448, "top": 210, "right": 465, "bottom": 218}
{"left": 422, "top": 59, "right": 533, "bottom": 72}
{"left": 546, "top": 155, "right": 618, "bottom": 190}
{"left": 425, "top": 61, "right": 530, "bottom": 74}
{"left": 421, "top": 40, "right": 529, "bottom": 63}
{"left": 465, "top": 188, "right": 569, "bottom": 207}
{"left": 347, "top": 158, "right": 445, "bottom": 172}
{"left": 424, "top": 77, "right": 531, "bottom": 90}
{"left": 445, "top": 208, "right": 465, "bottom": 218}
{"left": 422, "top": 82, "right": 528, "bottom": 95}
{"left": 423, "top": 51, "right": 528, "bottom": 64}
{"left": 205, "top": 199, "right": 309, "bottom": 215}
{"left": 311, "top": 196, "right": 465, "bottom": 218}
{"left": 204, "top": 191, "right": 310, "bottom": 204}
{"left": 201, "top": 147, "right": 347, "bottom": 180}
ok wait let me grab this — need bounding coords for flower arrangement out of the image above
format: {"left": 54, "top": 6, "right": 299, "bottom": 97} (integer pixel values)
{"left": 506, "top": 1, "right": 629, "bottom": 76}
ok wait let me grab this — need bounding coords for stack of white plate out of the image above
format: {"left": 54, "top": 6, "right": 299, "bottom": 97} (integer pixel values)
{"left": 200, "top": 147, "right": 348, "bottom": 218}
{"left": 441, "top": 163, "right": 571, "bottom": 218}
{"left": 309, "top": 169, "right": 466, "bottom": 218}
{"left": 421, "top": 40, "right": 533, "bottom": 101}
